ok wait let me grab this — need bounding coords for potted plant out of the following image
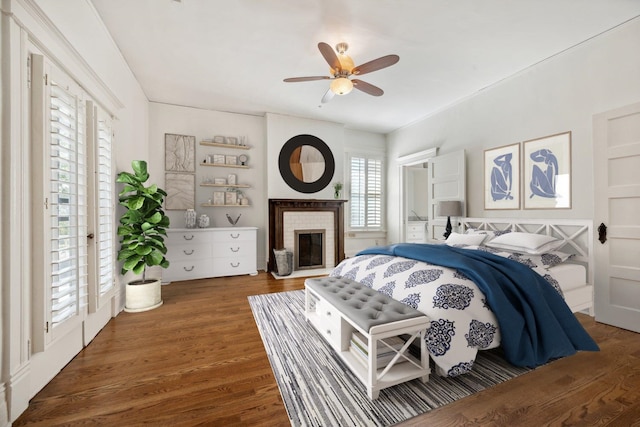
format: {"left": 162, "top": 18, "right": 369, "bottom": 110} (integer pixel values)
{"left": 116, "top": 160, "right": 170, "bottom": 312}
{"left": 333, "top": 182, "right": 343, "bottom": 199}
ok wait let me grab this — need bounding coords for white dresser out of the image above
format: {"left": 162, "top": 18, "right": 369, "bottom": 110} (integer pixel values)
{"left": 406, "top": 221, "right": 427, "bottom": 243}
{"left": 163, "top": 227, "right": 257, "bottom": 283}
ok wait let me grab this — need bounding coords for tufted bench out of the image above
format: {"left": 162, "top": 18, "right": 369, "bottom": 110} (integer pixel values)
{"left": 304, "top": 276, "right": 430, "bottom": 399}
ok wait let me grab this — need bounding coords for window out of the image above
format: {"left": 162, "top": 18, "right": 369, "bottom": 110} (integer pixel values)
{"left": 348, "top": 153, "right": 384, "bottom": 230}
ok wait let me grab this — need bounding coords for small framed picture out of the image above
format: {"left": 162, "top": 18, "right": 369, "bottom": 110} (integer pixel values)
{"left": 225, "top": 191, "right": 238, "bottom": 205}
{"left": 214, "top": 178, "right": 227, "bottom": 185}
{"left": 227, "top": 174, "right": 237, "bottom": 185}
{"left": 213, "top": 154, "right": 225, "bottom": 164}
{"left": 225, "top": 155, "right": 237, "bottom": 165}
{"left": 214, "top": 135, "right": 225, "bottom": 144}
{"left": 226, "top": 136, "right": 238, "bottom": 145}
{"left": 213, "top": 191, "right": 225, "bottom": 205}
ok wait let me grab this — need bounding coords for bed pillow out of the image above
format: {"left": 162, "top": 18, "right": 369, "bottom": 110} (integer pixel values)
{"left": 464, "top": 245, "right": 574, "bottom": 269}
{"left": 465, "top": 228, "right": 511, "bottom": 243}
{"left": 445, "top": 232, "right": 487, "bottom": 247}
{"left": 485, "top": 232, "right": 563, "bottom": 255}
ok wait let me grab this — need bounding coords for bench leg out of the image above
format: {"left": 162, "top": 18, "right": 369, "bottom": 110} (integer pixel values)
{"left": 368, "top": 388, "right": 379, "bottom": 399}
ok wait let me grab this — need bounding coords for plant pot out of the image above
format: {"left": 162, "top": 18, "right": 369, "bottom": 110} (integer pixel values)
{"left": 124, "top": 278, "right": 163, "bottom": 313}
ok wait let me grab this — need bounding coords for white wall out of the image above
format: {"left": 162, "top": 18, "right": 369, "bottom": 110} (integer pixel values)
{"left": 148, "top": 103, "right": 267, "bottom": 269}
{"left": 386, "top": 17, "right": 640, "bottom": 243}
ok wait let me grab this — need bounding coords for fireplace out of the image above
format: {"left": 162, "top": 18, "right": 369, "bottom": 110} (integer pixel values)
{"left": 295, "top": 229, "right": 326, "bottom": 270}
{"left": 268, "top": 199, "right": 346, "bottom": 272}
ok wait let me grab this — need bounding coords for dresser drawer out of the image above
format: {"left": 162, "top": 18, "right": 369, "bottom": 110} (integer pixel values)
{"left": 407, "top": 224, "right": 425, "bottom": 233}
{"left": 210, "top": 229, "right": 255, "bottom": 243}
{"left": 211, "top": 255, "right": 256, "bottom": 277}
{"left": 407, "top": 232, "right": 425, "bottom": 242}
{"left": 167, "top": 243, "right": 212, "bottom": 261}
{"left": 166, "top": 230, "right": 213, "bottom": 245}
{"left": 212, "top": 241, "right": 254, "bottom": 258}
{"left": 164, "top": 260, "right": 212, "bottom": 282}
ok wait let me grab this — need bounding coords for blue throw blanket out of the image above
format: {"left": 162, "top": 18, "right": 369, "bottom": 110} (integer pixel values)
{"left": 357, "top": 243, "right": 599, "bottom": 368}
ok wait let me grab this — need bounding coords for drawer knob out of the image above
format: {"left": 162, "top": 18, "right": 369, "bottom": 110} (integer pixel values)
{"left": 184, "top": 266, "right": 195, "bottom": 272}
{"left": 326, "top": 330, "right": 331, "bottom": 335}
{"left": 183, "top": 249, "right": 194, "bottom": 255}
{"left": 326, "top": 311, "right": 331, "bottom": 316}
{"left": 230, "top": 247, "right": 240, "bottom": 252}
{"left": 230, "top": 233, "right": 240, "bottom": 239}
{"left": 183, "top": 235, "right": 194, "bottom": 241}
{"left": 231, "top": 262, "right": 240, "bottom": 268}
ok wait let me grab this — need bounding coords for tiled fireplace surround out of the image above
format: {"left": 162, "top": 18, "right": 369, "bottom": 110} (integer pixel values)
{"left": 268, "top": 199, "right": 346, "bottom": 273}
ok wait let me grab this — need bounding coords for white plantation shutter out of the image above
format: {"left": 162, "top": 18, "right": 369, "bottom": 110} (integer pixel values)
{"left": 349, "top": 154, "right": 384, "bottom": 230}
{"left": 87, "top": 102, "right": 115, "bottom": 312}
{"left": 31, "top": 55, "right": 88, "bottom": 350}
{"left": 50, "top": 70, "right": 89, "bottom": 326}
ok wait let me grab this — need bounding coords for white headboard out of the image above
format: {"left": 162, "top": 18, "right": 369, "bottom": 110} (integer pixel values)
{"left": 459, "top": 218, "right": 594, "bottom": 287}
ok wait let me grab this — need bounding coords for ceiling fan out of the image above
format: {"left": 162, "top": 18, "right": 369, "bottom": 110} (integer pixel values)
{"left": 283, "top": 42, "right": 400, "bottom": 103}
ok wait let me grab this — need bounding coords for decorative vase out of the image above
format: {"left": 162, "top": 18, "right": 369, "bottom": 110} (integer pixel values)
{"left": 334, "top": 190, "right": 341, "bottom": 199}
{"left": 185, "top": 209, "right": 197, "bottom": 229}
{"left": 198, "top": 214, "right": 210, "bottom": 228}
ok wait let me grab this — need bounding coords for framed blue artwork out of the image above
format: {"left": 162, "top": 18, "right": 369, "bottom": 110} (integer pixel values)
{"left": 484, "top": 143, "right": 520, "bottom": 210}
{"left": 523, "top": 131, "right": 572, "bottom": 209}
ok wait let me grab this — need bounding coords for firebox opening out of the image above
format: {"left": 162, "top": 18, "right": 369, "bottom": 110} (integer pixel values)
{"left": 294, "top": 229, "right": 326, "bottom": 270}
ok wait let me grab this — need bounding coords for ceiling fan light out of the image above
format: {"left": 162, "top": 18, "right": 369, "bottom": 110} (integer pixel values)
{"left": 330, "top": 77, "right": 353, "bottom": 95}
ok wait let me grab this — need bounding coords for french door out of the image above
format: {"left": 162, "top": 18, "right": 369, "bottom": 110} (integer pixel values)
{"left": 30, "top": 53, "right": 115, "bottom": 394}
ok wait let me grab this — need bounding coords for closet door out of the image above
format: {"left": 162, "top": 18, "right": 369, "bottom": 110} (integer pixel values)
{"left": 593, "top": 102, "right": 640, "bottom": 333}
{"left": 427, "top": 150, "right": 466, "bottom": 239}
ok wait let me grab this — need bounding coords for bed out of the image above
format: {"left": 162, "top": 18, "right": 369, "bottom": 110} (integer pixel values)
{"left": 329, "top": 218, "right": 597, "bottom": 377}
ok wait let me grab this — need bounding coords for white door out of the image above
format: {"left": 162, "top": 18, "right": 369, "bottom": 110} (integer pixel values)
{"left": 593, "top": 102, "right": 640, "bottom": 333}
{"left": 428, "top": 150, "right": 466, "bottom": 239}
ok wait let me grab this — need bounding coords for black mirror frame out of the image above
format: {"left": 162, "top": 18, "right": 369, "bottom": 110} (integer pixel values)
{"left": 278, "top": 134, "right": 335, "bottom": 194}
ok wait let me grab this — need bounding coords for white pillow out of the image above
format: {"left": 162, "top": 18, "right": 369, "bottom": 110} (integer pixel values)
{"left": 485, "top": 232, "right": 563, "bottom": 255}
{"left": 445, "top": 232, "right": 487, "bottom": 247}
{"left": 465, "top": 228, "right": 512, "bottom": 243}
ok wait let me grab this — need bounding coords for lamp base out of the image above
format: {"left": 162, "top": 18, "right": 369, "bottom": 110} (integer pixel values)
{"left": 443, "top": 216, "right": 452, "bottom": 239}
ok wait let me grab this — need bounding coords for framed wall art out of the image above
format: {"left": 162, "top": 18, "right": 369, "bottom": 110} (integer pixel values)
{"left": 165, "top": 133, "right": 195, "bottom": 172}
{"left": 165, "top": 173, "right": 195, "bottom": 210}
{"left": 523, "top": 131, "right": 571, "bottom": 209}
{"left": 484, "top": 143, "right": 520, "bottom": 210}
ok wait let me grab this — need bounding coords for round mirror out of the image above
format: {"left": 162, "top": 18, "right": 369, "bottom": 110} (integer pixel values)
{"left": 278, "top": 134, "right": 335, "bottom": 193}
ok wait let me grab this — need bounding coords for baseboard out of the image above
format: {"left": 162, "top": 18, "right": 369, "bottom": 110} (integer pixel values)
{"left": 6, "top": 363, "right": 31, "bottom": 423}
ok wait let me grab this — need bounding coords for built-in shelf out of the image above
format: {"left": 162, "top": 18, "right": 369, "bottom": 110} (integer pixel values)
{"left": 200, "top": 203, "right": 251, "bottom": 208}
{"left": 200, "top": 162, "right": 249, "bottom": 169}
{"left": 200, "top": 141, "right": 250, "bottom": 150}
{"left": 200, "top": 183, "right": 250, "bottom": 188}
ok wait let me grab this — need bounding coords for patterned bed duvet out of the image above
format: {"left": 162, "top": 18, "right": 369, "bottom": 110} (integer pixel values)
{"left": 329, "top": 243, "right": 598, "bottom": 377}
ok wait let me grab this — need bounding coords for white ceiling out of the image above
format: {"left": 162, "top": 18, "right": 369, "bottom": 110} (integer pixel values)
{"left": 90, "top": 0, "right": 640, "bottom": 134}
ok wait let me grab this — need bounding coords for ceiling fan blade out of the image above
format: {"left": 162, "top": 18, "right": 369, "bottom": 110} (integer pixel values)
{"left": 283, "top": 76, "right": 331, "bottom": 83}
{"left": 352, "top": 54, "right": 400, "bottom": 76}
{"left": 318, "top": 42, "right": 341, "bottom": 71}
{"left": 321, "top": 88, "right": 335, "bottom": 104}
{"left": 352, "top": 79, "right": 384, "bottom": 96}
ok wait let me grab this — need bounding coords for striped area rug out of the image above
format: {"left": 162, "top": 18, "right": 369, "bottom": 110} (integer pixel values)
{"left": 248, "top": 290, "right": 533, "bottom": 427}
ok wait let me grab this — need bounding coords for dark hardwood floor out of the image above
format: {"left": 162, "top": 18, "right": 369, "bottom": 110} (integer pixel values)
{"left": 13, "top": 272, "right": 640, "bottom": 426}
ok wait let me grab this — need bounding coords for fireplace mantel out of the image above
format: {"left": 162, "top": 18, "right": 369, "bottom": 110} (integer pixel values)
{"left": 268, "top": 199, "right": 346, "bottom": 272}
